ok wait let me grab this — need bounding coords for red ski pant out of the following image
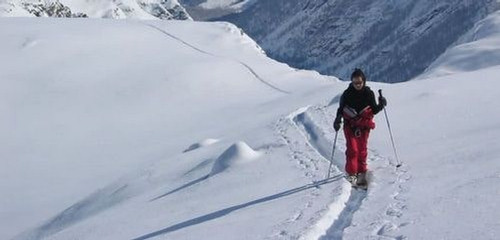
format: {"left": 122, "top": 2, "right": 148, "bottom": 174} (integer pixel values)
{"left": 344, "top": 127, "right": 370, "bottom": 175}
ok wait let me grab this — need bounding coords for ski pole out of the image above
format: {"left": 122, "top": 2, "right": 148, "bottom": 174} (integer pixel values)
{"left": 378, "top": 89, "right": 402, "bottom": 168}
{"left": 327, "top": 130, "right": 339, "bottom": 178}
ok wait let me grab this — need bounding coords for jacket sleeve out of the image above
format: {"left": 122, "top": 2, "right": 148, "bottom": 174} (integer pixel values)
{"left": 369, "top": 90, "right": 383, "bottom": 115}
{"left": 335, "top": 93, "right": 345, "bottom": 120}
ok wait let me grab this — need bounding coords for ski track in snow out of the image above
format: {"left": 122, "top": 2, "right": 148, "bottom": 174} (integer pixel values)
{"left": 289, "top": 105, "right": 367, "bottom": 240}
{"left": 143, "top": 23, "right": 291, "bottom": 94}
{"left": 270, "top": 106, "right": 341, "bottom": 239}
{"left": 278, "top": 103, "right": 412, "bottom": 240}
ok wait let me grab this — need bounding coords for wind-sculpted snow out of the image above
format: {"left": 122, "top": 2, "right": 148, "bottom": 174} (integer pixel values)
{"left": 183, "top": 138, "right": 220, "bottom": 153}
{"left": 210, "top": 142, "right": 261, "bottom": 176}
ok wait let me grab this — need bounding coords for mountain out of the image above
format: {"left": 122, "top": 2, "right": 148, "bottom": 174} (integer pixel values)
{"left": 0, "top": 0, "right": 191, "bottom": 20}
{"left": 179, "top": 0, "right": 256, "bottom": 20}
{"left": 418, "top": 9, "right": 500, "bottom": 79}
{"left": 218, "top": 0, "right": 499, "bottom": 82}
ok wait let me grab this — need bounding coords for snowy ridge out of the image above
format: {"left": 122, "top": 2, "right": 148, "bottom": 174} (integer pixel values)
{"left": 419, "top": 9, "right": 500, "bottom": 78}
{"left": 0, "top": 0, "right": 191, "bottom": 19}
{"left": 199, "top": 0, "right": 255, "bottom": 10}
{"left": 179, "top": 0, "right": 257, "bottom": 20}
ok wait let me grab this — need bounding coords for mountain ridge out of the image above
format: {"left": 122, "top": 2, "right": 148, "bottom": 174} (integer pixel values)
{"left": 0, "top": 0, "right": 191, "bottom": 19}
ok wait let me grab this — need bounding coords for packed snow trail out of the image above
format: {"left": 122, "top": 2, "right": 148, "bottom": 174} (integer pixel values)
{"left": 318, "top": 190, "right": 367, "bottom": 240}
{"left": 288, "top": 106, "right": 368, "bottom": 239}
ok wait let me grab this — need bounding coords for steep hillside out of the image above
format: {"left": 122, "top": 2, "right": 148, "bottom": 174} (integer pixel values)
{"left": 219, "top": 0, "right": 498, "bottom": 82}
{"left": 419, "top": 9, "right": 500, "bottom": 78}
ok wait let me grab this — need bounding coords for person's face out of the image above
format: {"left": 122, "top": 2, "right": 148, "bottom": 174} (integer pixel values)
{"left": 352, "top": 76, "right": 364, "bottom": 90}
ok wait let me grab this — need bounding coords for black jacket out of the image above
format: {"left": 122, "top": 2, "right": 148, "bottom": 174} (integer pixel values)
{"left": 335, "top": 84, "right": 383, "bottom": 120}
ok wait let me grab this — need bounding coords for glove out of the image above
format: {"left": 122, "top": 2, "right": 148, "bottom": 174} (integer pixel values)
{"left": 333, "top": 117, "right": 342, "bottom": 132}
{"left": 379, "top": 96, "right": 387, "bottom": 107}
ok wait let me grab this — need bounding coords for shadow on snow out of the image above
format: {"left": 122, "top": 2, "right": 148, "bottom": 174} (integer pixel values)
{"left": 133, "top": 173, "right": 345, "bottom": 240}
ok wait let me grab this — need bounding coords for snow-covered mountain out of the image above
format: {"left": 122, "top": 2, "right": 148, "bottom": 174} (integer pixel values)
{"left": 0, "top": 0, "right": 191, "bottom": 19}
{"left": 418, "top": 9, "right": 500, "bottom": 79}
{"left": 218, "top": 0, "right": 499, "bottom": 82}
{"left": 179, "top": 0, "right": 256, "bottom": 20}
{"left": 2, "top": 6, "right": 500, "bottom": 240}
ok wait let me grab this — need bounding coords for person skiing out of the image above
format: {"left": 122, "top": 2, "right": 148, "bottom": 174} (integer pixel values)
{"left": 333, "top": 68, "right": 387, "bottom": 188}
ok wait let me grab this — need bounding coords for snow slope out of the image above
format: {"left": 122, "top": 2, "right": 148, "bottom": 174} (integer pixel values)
{"left": 0, "top": 17, "right": 344, "bottom": 240}
{"left": 419, "top": 10, "right": 500, "bottom": 79}
{"left": 2, "top": 9, "right": 500, "bottom": 240}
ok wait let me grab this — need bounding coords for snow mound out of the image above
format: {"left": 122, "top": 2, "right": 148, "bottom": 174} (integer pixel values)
{"left": 209, "top": 141, "right": 261, "bottom": 176}
{"left": 183, "top": 138, "right": 220, "bottom": 153}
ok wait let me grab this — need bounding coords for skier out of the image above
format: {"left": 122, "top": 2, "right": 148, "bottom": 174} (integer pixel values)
{"left": 333, "top": 68, "right": 387, "bottom": 188}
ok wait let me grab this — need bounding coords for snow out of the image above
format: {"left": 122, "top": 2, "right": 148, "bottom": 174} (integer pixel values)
{"left": 0, "top": 17, "right": 340, "bottom": 240}
{"left": 419, "top": 10, "right": 500, "bottom": 79}
{"left": 199, "top": 0, "right": 255, "bottom": 10}
{"left": 209, "top": 141, "right": 261, "bottom": 176}
{"left": 2, "top": 9, "right": 500, "bottom": 240}
{"left": 0, "top": 0, "right": 191, "bottom": 20}
{"left": 183, "top": 138, "right": 220, "bottom": 152}
{"left": 61, "top": 0, "right": 154, "bottom": 19}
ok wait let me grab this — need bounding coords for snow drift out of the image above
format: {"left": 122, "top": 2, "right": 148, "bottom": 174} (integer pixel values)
{"left": 210, "top": 141, "right": 261, "bottom": 176}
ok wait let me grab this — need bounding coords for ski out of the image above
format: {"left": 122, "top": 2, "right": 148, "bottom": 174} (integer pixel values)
{"left": 352, "top": 184, "right": 368, "bottom": 191}
{"left": 312, "top": 172, "right": 345, "bottom": 188}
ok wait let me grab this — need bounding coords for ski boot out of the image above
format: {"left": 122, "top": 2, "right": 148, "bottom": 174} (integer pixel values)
{"left": 355, "top": 172, "right": 368, "bottom": 190}
{"left": 346, "top": 175, "right": 358, "bottom": 187}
